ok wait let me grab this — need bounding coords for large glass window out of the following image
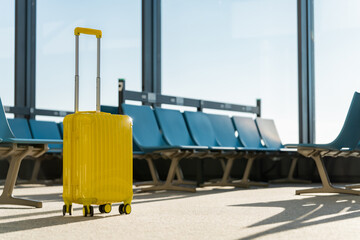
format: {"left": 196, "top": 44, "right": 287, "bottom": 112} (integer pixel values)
{"left": 314, "top": 0, "right": 360, "bottom": 143}
{"left": 36, "top": 0, "right": 141, "bottom": 112}
{"left": 0, "top": 1, "right": 15, "bottom": 106}
{"left": 162, "top": 0, "right": 298, "bottom": 143}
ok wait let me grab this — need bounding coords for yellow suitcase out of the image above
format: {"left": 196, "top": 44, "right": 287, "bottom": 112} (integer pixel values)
{"left": 62, "top": 28, "right": 133, "bottom": 217}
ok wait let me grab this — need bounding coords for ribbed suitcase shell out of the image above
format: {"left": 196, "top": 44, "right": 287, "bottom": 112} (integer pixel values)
{"left": 62, "top": 111, "right": 133, "bottom": 206}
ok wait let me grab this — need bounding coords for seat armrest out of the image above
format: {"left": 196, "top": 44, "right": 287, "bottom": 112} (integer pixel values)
{"left": 284, "top": 143, "right": 342, "bottom": 151}
{"left": 139, "top": 145, "right": 180, "bottom": 153}
{"left": 5, "top": 138, "right": 63, "bottom": 145}
{"left": 284, "top": 144, "right": 298, "bottom": 148}
{"left": 280, "top": 148, "right": 297, "bottom": 152}
{"left": 210, "top": 146, "right": 236, "bottom": 151}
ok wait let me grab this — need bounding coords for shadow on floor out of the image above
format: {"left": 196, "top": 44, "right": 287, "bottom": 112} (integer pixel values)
{"left": 11, "top": 185, "right": 245, "bottom": 205}
{"left": 0, "top": 213, "right": 121, "bottom": 234}
{"left": 0, "top": 185, "right": 249, "bottom": 234}
{"left": 132, "top": 186, "right": 245, "bottom": 204}
{"left": 15, "top": 192, "right": 63, "bottom": 202}
{"left": 231, "top": 194, "right": 360, "bottom": 240}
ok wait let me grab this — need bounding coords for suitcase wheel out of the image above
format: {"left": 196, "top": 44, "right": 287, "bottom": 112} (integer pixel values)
{"left": 99, "top": 204, "right": 111, "bottom": 214}
{"left": 62, "top": 204, "right": 73, "bottom": 216}
{"left": 119, "top": 203, "right": 131, "bottom": 215}
{"left": 83, "top": 205, "right": 94, "bottom": 217}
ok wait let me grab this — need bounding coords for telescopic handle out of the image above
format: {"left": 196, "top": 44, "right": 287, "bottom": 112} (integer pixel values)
{"left": 74, "top": 27, "right": 101, "bottom": 113}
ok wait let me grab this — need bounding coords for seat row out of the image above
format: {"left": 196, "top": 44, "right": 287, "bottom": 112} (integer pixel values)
{"left": 3, "top": 91, "right": 360, "bottom": 206}
{"left": 121, "top": 104, "right": 306, "bottom": 192}
{"left": 7, "top": 118, "right": 63, "bottom": 183}
{"left": 123, "top": 93, "right": 360, "bottom": 195}
{"left": 8, "top": 118, "right": 63, "bottom": 152}
{"left": 0, "top": 99, "right": 63, "bottom": 208}
{"left": 5, "top": 104, "right": 297, "bottom": 193}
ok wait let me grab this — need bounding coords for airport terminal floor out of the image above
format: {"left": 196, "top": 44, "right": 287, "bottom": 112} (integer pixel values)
{"left": 1, "top": 183, "right": 360, "bottom": 240}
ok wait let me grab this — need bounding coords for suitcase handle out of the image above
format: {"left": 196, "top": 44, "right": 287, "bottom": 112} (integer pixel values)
{"left": 74, "top": 27, "right": 101, "bottom": 113}
{"left": 74, "top": 27, "right": 102, "bottom": 38}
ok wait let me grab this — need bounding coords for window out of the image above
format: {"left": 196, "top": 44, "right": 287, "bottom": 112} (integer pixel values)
{"left": 0, "top": 1, "right": 15, "bottom": 106}
{"left": 162, "top": 0, "right": 298, "bottom": 143}
{"left": 314, "top": 0, "right": 360, "bottom": 143}
{"left": 36, "top": 0, "right": 141, "bottom": 112}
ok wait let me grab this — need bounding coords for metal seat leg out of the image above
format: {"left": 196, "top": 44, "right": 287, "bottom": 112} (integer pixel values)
{"left": 270, "top": 158, "right": 312, "bottom": 184}
{"left": 202, "top": 157, "right": 242, "bottom": 187}
{"left": 29, "top": 158, "right": 42, "bottom": 184}
{"left": 140, "top": 157, "right": 196, "bottom": 193}
{"left": 231, "top": 157, "right": 268, "bottom": 188}
{"left": 0, "top": 147, "right": 42, "bottom": 208}
{"left": 135, "top": 157, "right": 162, "bottom": 187}
{"left": 173, "top": 165, "right": 197, "bottom": 186}
{"left": 296, "top": 154, "right": 360, "bottom": 195}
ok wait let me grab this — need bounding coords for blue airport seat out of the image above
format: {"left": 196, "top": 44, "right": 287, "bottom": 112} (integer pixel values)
{"left": 232, "top": 116, "right": 267, "bottom": 149}
{"left": 207, "top": 114, "right": 276, "bottom": 150}
{"left": 255, "top": 118, "right": 310, "bottom": 184}
{"left": 183, "top": 111, "right": 234, "bottom": 151}
{"left": 284, "top": 92, "right": 360, "bottom": 195}
{"left": 28, "top": 120, "right": 63, "bottom": 153}
{"left": 28, "top": 119, "right": 63, "bottom": 184}
{"left": 100, "top": 105, "right": 119, "bottom": 115}
{"left": 8, "top": 118, "right": 33, "bottom": 139}
{"left": 122, "top": 104, "right": 197, "bottom": 192}
{"left": 58, "top": 122, "right": 63, "bottom": 139}
{"left": 0, "top": 98, "right": 62, "bottom": 208}
{"left": 233, "top": 116, "right": 308, "bottom": 184}
{"left": 205, "top": 113, "right": 270, "bottom": 187}
{"left": 183, "top": 111, "right": 266, "bottom": 188}
{"left": 182, "top": 111, "right": 219, "bottom": 147}
{"left": 255, "top": 118, "right": 283, "bottom": 149}
{"left": 285, "top": 94, "right": 360, "bottom": 151}
{"left": 154, "top": 108, "right": 212, "bottom": 186}
{"left": 122, "top": 104, "right": 174, "bottom": 152}
{"left": 206, "top": 113, "right": 242, "bottom": 148}
{"left": 0, "top": 106, "right": 62, "bottom": 147}
{"left": 154, "top": 108, "right": 208, "bottom": 150}
{"left": 232, "top": 116, "right": 290, "bottom": 154}
{"left": 8, "top": 118, "right": 63, "bottom": 184}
